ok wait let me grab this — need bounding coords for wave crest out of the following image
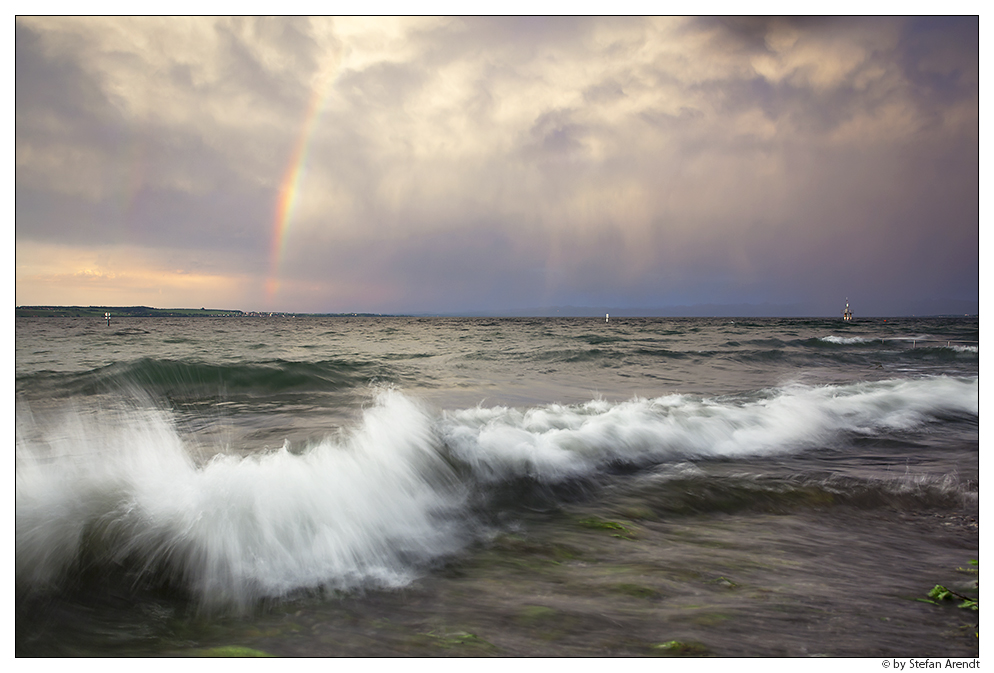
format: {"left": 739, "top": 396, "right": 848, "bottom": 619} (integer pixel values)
{"left": 16, "top": 376, "right": 977, "bottom": 610}
{"left": 439, "top": 376, "right": 977, "bottom": 483}
{"left": 16, "top": 390, "right": 465, "bottom": 611}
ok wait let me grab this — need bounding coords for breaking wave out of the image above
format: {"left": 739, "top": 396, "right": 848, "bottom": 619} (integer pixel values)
{"left": 16, "top": 376, "right": 978, "bottom": 611}
{"left": 819, "top": 335, "right": 875, "bottom": 345}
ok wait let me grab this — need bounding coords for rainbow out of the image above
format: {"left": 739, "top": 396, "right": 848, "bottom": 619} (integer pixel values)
{"left": 267, "top": 70, "right": 339, "bottom": 300}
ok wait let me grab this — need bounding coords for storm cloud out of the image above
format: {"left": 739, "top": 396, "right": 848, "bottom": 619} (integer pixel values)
{"left": 15, "top": 16, "right": 978, "bottom": 315}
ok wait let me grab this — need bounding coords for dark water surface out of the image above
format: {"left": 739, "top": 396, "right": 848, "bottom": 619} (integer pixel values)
{"left": 15, "top": 317, "right": 979, "bottom": 656}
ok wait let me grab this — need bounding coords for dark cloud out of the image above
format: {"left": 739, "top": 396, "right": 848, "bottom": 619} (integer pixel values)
{"left": 524, "top": 109, "right": 587, "bottom": 161}
{"left": 583, "top": 79, "right": 626, "bottom": 104}
{"left": 692, "top": 16, "right": 865, "bottom": 53}
{"left": 214, "top": 19, "right": 317, "bottom": 112}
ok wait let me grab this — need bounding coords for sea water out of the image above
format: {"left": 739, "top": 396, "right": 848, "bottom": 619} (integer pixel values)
{"left": 15, "top": 316, "right": 979, "bottom": 656}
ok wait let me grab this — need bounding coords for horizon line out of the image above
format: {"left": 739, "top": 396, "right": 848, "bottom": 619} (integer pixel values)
{"left": 14, "top": 304, "right": 979, "bottom": 320}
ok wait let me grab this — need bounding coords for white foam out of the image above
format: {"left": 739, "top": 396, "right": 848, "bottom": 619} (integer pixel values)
{"left": 16, "top": 376, "right": 977, "bottom": 609}
{"left": 439, "top": 376, "right": 978, "bottom": 482}
{"left": 820, "top": 335, "right": 872, "bottom": 344}
{"left": 16, "top": 389, "right": 466, "bottom": 611}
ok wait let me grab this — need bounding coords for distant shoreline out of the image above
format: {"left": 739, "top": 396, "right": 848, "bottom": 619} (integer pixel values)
{"left": 13, "top": 306, "right": 391, "bottom": 318}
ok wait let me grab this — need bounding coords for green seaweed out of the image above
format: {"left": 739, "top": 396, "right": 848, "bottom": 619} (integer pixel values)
{"left": 577, "top": 516, "right": 637, "bottom": 539}
{"left": 199, "top": 645, "right": 275, "bottom": 657}
{"left": 925, "top": 558, "right": 978, "bottom": 611}
{"left": 651, "top": 640, "right": 710, "bottom": 656}
{"left": 921, "top": 560, "right": 979, "bottom": 639}
{"left": 926, "top": 585, "right": 978, "bottom": 611}
{"left": 416, "top": 630, "right": 497, "bottom": 651}
{"left": 518, "top": 605, "right": 558, "bottom": 623}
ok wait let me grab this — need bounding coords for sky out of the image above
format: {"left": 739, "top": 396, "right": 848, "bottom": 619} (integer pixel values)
{"left": 14, "top": 16, "right": 980, "bottom": 316}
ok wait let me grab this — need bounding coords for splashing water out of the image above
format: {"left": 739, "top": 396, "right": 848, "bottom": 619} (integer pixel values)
{"left": 16, "top": 376, "right": 977, "bottom": 611}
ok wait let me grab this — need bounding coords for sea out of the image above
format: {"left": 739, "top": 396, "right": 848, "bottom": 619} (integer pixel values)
{"left": 14, "top": 315, "right": 979, "bottom": 657}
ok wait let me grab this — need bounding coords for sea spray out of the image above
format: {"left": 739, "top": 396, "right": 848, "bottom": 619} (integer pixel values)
{"left": 16, "top": 389, "right": 468, "bottom": 611}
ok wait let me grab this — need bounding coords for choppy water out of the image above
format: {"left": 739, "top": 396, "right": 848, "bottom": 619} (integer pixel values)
{"left": 15, "top": 316, "right": 979, "bottom": 657}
